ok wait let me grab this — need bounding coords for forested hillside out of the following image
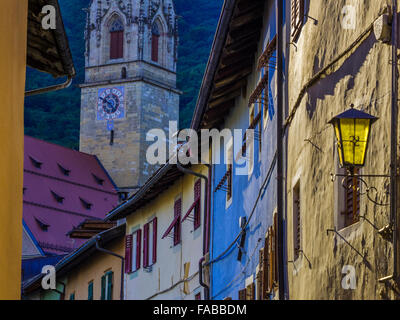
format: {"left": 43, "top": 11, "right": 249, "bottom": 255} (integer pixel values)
{"left": 25, "top": 0, "right": 223, "bottom": 149}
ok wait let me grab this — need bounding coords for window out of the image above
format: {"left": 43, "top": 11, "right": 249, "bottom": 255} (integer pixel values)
{"left": 101, "top": 271, "right": 113, "bottom": 300}
{"left": 58, "top": 163, "right": 70, "bottom": 176}
{"left": 110, "top": 19, "right": 124, "bottom": 60}
{"left": 79, "top": 197, "right": 93, "bottom": 210}
{"left": 246, "top": 283, "right": 255, "bottom": 300}
{"left": 35, "top": 217, "right": 49, "bottom": 232}
{"left": 181, "top": 180, "right": 201, "bottom": 229}
{"left": 161, "top": 199, "right": 182, "bottom": 245}
{"left": 69, "top": 293, "right": 75, "bottom": 300}
{"left": 92, "top": 173, "right": 104, "bottom": 186}
{"left": 173, "top": 199, "right": 182, "bottom": 245}
{"left": 226, "top": 140, "right": 233, "bottom": 207}
{"left": 151, "top": 23, "right": 160, "bottom": 62}
{"left": 143, "top": 218, "right": 158, "bottom": 268}
{"left": 51, "top": 191, "right": 64, "bottom": 204}
{"left": 88, "top": 281, "right": 93, "bottom": 300}
{"left": 341, "top": 168, "right": 361, "bottom": 228}
{"left": 238, "top": 289, "right": 247, "bottom": 300}
{"left": 125, "top": 229, "right": 142, "bottom": 273}
{"left": 29, "top": 156, "right": 42, "bottom": 169}
{"left": 293, "top": 181, "right": 301, "bottom": 260}
{"left": 291, "top": 0, "right": 305, "bottom": 40}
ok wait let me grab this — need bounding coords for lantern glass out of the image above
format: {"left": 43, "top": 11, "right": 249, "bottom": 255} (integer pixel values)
{"left": 339, "top": 118, "right": 371, "bottom": 167}
{"left": 329, "top": 108, "right": 377, "bottom": 169}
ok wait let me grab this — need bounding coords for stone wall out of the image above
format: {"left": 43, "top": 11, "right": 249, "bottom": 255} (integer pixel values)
{"left": 286, "top": 0, "right": 397, "bottom": 299}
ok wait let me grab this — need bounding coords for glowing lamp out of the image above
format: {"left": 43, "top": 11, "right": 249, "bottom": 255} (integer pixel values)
{"left": 329, "top": 108, "right": 378, "bottom": 168}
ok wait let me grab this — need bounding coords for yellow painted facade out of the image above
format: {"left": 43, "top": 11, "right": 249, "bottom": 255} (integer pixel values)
{"left": 125, "top": 164, "right": 208, "bottom": 300}
{"left": 64, "top": 238, "right": 124, "bottom": 300}
{"left": 0, "top": 0, "right": 28, "bottom": 300}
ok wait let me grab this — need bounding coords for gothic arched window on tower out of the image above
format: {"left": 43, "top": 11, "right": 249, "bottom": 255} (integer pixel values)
{"left": 110, "top": 19, "right": 124, "bottom": 60}
{"left": 151, "top": 23, "right": 161, "bottom": 63}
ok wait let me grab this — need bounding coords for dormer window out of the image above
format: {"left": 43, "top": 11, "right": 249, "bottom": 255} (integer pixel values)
{"left": 80, "top": 197, "right": 93, "bottom": 210}
{"left": 92, "top": 173, "right": 105, "bottom": 186}
{"left": 51, "top": 191, "right": 64, "bottom": 204}
{"left": 29, "top": 156, "right": 42, "bottom": 169}
{"left": 35, "top": 217, "right": 49, "bottom": 232}
{"left": 110, "top": 19, "right": 124, "bottom": 60}
{"left": 58, "top": 163, "right": 70, "bottom": 176}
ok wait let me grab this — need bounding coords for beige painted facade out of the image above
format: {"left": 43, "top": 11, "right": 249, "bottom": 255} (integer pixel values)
{"left": 64, "top": 238, "right": 124, "bottom": 300}
{"left": 286, "top": 0, "right": 397, "bottom": 299}
{"left": 125, "top": 165, "right": 207, "bottom": 300}
{"left": 0, "top": 0, "right": 27, "bottom": 300}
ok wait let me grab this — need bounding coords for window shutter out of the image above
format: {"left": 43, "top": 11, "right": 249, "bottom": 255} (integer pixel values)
{"left": 143, "top": 223, "right": 150, "bottom": 268}
{"left": 88, "top": 282, "right": 93, "bottom": 301}
{"left": 152, "top": 217, "right": 158, "bottom": 264}
{"left": 345, "top": 168, "right": 360, "bottom": 226}
{"left": 174, "top": 199, "right": 182, "bottom": 245}
{"left": 101, "top": 275, "right": 106, "bottom": 300}
{"left": 69, "top": 293, "right": 75, "bottom": 300}
{"left": 110, "top": 31, "right": 124, "bottom": 59}
{"left": 106, "top": 272, "right": 113, "bottom": 300}
{"left": 194, "top": 180, "right": 201, "bottom": 229}
{"left": 136, "top": 229, "right": 142, "bottom": 270}
{"left": 291, "top": 0, "right": 305, "bottom": 39}
{"left": 238, "top": 289, "right": 247, "bottom": 300}
{"left": 125, "top": 234, "right": 133, "bottom": 274}
{"left": 227, "top": 165, "right": 233, "bottom": 200}
{"left": 268, "top": 226, "right": 275, "bottom": 292}
{"left": 246, "top": 283, "right": 255, "bottom": 300}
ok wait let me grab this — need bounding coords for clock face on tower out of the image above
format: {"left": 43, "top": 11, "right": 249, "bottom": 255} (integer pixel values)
{"left": 97, "top": 86, "right": 125, "bottom": 120}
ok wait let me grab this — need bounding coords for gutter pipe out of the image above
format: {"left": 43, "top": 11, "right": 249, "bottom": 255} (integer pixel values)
{"left": 95, "top": 236, "right": 125, "bottom": 300}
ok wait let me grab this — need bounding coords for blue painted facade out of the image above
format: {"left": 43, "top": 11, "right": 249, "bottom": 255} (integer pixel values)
{"left": 210, "top": 0, "right": 286, "bottom": 300}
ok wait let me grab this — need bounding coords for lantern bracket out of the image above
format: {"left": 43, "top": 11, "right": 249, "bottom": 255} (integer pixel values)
{"left": 327, "top": 228, "right": 372, "bottom": 268}
{"left": 330, "top": 172, "right": 390, "bottom": 207}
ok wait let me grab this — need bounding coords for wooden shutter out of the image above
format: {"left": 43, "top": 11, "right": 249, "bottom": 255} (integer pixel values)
{"left": 136, "top": 229, "right": 142, "bottom": 270}
{"left": 194, "top": 180, "right": 201, "bottom": 229}
{"left": 106, "top": 272, "right": 113, "bottom": 300}
{"left": 246, "top": 283, "right": 255, "bottom": 300}
{"left": 110, "top": 31, "right": 124, "bottom": 59}
{"left": 227, "top": 165, "right": 233, "bottom": 200}
{"left": 152, "top": 34, "right": 159, "bottom": 62}
{"left": 101, "top": 275, "right": 106, "bottom": 300}
{"left": 264, "top": 232, "right": 271, "bottom": 294}
{"left": 174, "top": 199, "right": 182, "bottom": 245}
{"left": 268, "top": 226, "right": 275, "bottom": 291}
{"left": 88, "top": 282, "right": 93, "bottom": 300}
{"left": 273, "top": 213, "right": 278, "bottom": 286}
{"left": 125, "top": 234, "right": 133, "bottom": 274}
{"left": 152, "top": 217, "right": 158, "bottom": 264}
{"left": 143, "top": 223, "right": 150, "bottom": 268}
{"left": 291, "top": 0, "right": 305, "bottom": 39}
{"left": 345, "top": 168, "right": 360, "bottom": 226}
{"left": 238, "top": 289, "right": 247, "bottom": 300}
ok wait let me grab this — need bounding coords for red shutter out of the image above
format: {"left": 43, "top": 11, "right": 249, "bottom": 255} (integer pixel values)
{"left": 194, "top": 180, "right": 201, "bottom": 229}
{"left": 125, "top": 234, "right": 133, "bottom": 273}
{"left": 152, "top": 217, "right": 158, "bottom": 264}
{"left": 136, "top": 229, "right": 142, "bottom": 270}
{"left": 110, "top": 31, "right": 124, "bottom": 59}
{"left": 152, "top": 34, "right": 159, "bottom": 62}
{"left": 174, "top": 199, "right": 182, "bottom": 245}
{"left": 143, "top": 223, "right": 149, "bottom": 268}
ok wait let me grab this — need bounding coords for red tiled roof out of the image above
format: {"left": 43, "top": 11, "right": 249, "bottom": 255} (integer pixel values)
{"left": 23, "top": 136, "right": 119, "bottom": 255}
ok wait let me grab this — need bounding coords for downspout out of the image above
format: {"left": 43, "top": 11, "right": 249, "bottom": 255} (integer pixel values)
{"left": 25, "top": 75, "right": 73, "bottom": 97}
{"left": 176, "top": 162, "right": 210, "bottom": 300}
{"left": 391, "top": 0, "right": 399, "bottom": 281}
{"left": 276, "top": 0, "right": 286, "bottom": 300}
{"left": 95, "top": 237, "right": 125, "bottom": 300}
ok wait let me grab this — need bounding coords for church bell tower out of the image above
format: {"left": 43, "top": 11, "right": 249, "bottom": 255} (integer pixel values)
{"left": 80, "top": 0, "right": 179, "bottom": 192}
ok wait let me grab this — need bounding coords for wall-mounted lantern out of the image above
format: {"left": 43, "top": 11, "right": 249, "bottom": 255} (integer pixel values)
{"left": 328, "top": 107, "right": 378, "bottom": 169}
